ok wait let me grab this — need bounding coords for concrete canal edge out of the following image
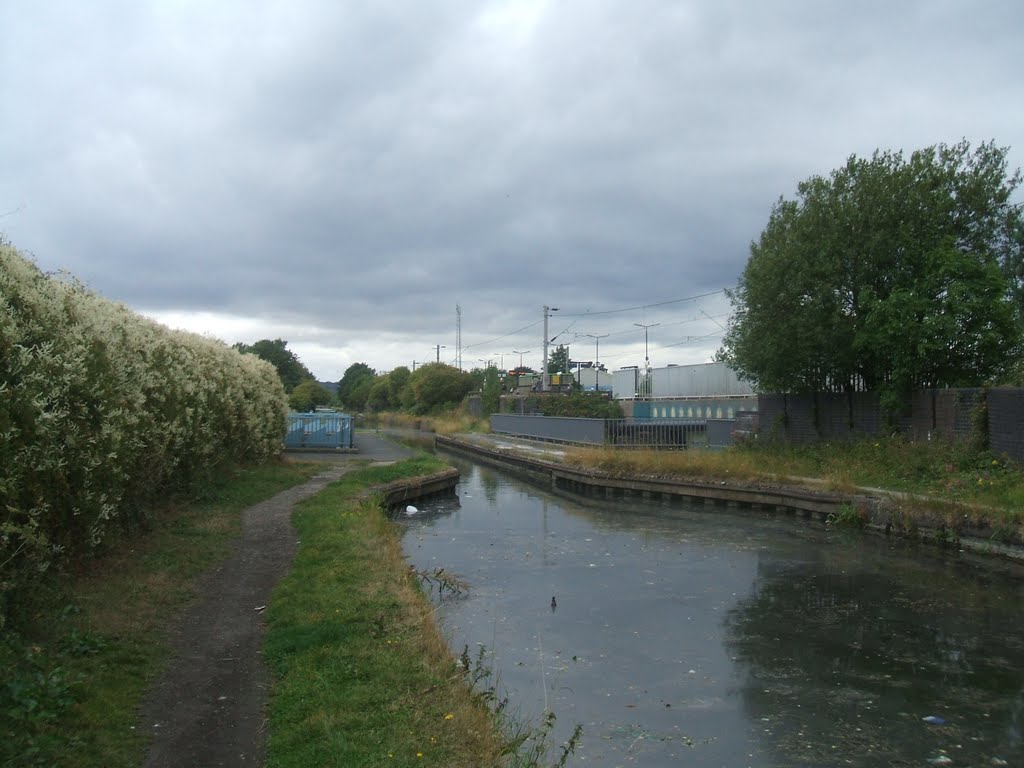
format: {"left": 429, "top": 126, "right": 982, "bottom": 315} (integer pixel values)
{"left": 435, "top": 435, "right": 1024, "bottom": 566}
{"left": 377, "top": 466, "right": 462, "bottom": 509}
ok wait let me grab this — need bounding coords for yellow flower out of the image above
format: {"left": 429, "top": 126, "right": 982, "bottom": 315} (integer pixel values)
{"left": 417, "top": 752, "right": 423, "bottom": 759}
{"left": 444, "top": 713, "right": 454, "bottom": 720}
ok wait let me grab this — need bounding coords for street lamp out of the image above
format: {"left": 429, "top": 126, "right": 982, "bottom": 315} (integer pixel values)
{"left": 634, "top": 322, "right": 659, "bottom": 398}
{"left": 543, "top": 306, "right": 559, "bottom": 391}
{"left": 585, "top": 334, "right": 609, "bottom": 391}
{"left": 513, "top": 350, "right": 531, "bottom": 369}
{"left": 633, "top": 322, "right": 659, "bottom": 367}
{"left": 435, "top": 344, "right": 446, "bottom": 363}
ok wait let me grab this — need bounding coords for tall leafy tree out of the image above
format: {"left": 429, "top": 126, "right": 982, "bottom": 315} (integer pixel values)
{"left": 232, "top": 338, "right": 314, "bottom": 392}
{"left": 337, "top": 362, "right": 376, "bottom": 410}
{"left": 547, "top": 344, "right": 571, "bottom": 374}
{"left": 719, "top": 140, "right": 1022, "bottom": 410}
{"left": 287, "top": 380, "right": 333, "bottom": 412}
{"left": 405, "top": 363, "right": 473, "bottom": 413}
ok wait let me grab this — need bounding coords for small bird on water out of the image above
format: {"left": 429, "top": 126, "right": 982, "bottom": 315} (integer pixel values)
{"left": 551, "top": 596, "right": 557, "bottom": 610}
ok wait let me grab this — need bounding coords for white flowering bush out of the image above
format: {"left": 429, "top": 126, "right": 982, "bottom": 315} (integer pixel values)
{"left": 0, "top": 242, "right": 287, "bottom": 626}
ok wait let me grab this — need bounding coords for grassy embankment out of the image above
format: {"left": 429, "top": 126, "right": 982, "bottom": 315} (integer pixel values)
{"left": 0, "top": 460, "right": 324, "bottom": 768}
{"left": 264, "top": 455, "right": 576, "bottom": 768}
{"left": 562, "top": 436, "right": 1024, "bottom": 534}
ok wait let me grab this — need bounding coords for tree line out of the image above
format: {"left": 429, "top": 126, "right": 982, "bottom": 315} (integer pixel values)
{"left": 233, "top": 338, "right": 482, "bottom": 415}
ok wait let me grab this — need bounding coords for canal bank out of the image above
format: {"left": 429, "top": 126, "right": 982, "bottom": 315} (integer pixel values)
{"left": 435, "top": 433, "right": 1024, "bottom": 565}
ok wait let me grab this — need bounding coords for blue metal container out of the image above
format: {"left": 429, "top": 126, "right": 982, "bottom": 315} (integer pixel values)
{"left": 284, "top": 411, "right": 353, "bottom": 450}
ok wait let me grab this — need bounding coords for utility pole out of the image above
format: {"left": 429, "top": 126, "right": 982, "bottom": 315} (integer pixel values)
{"left": 542, "top": 305, "right": 559, "bottom": 391}
{"left": 456, "top": 304, "right": 462, "bottom": 370}
{"left": 435, "top": 344, "right": 445, "bottom": 363}
{"left": 634, "top": 322, "right": 659, "bottom": 398}
{"left": 586, "top": 333, "right": 608, "bottom": 391}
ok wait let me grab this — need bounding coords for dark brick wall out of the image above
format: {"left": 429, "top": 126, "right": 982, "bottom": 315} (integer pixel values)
{"left": 989, "top": 389, "right": 1024, "bottom": 462}
{"left": 757, "top": 394, "right": 789, "bottom": 440}
{"left": 757, "top": 388, "right": 1022, "bottom": 462}
{"left": 817, "top": 394, "right": 851, "bottom": 440}
{"left": 851, "top": 392, "right": 882, "bottom": 436}
{"left": 784, "top": 394, "right": 819, "bottom": 444}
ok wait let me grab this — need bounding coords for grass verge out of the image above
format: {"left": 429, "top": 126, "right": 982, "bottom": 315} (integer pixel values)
{"left": 265, "top": 455, "right": 562, "bottom": 767}
{"left": 560, "top": 436, "right": 1024, "bottom": 538}
{"left": 264, "top": 456, "right": 506, "bottom": 767}
{"left": 0, "top": 459, "right": 326, "bottom": 768}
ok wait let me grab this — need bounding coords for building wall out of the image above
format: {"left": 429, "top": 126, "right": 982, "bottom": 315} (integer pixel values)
{"left": 652, "top": 362, "right": 755, "bottom": 399}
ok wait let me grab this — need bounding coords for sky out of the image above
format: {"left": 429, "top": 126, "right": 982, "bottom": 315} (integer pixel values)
{"left": 2, "top": 1, "right": 1023, "bottom": 382}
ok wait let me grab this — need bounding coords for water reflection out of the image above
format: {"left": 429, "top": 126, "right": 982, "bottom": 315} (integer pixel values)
{"left": 398, "top": 457, "right": 1024, "bottom": 767}
{"left": 726, "top": 545, "right": 1024, "bottom": 766}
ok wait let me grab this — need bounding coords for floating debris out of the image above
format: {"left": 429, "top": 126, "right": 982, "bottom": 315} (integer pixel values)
{"left": 405, "top": 505, "right": 418, "bottom": 515}
{"left": 922, "top": 715, "right": 946, "bottom": 725}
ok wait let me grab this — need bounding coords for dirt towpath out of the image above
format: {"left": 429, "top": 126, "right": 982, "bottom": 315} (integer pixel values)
{"left": 140, "top": 434, "right": 414, "bottom": 768}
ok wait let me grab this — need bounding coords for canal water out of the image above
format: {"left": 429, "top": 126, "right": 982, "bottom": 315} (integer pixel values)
{"left": 396, "top": 455, "right": 1024, "bottom": 767}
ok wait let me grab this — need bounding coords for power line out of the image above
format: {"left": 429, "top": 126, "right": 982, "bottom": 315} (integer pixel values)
{"left": 462, "top": 319, "right": 542, "bottom": 351}
{"left": 459, "top": 289, "right": 728, "bottom": 355}
{"left": 557, "top": 289, "right": 726, "bottom": 318}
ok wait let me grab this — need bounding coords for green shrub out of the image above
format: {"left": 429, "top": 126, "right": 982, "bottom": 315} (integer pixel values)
{"left": 0, "top": 242, "right": 288, "bottom": 628}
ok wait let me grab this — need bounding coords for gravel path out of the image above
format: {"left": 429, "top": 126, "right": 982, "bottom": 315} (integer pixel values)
{"left": 140, "top": 434, "right": 414, "bottom": 768}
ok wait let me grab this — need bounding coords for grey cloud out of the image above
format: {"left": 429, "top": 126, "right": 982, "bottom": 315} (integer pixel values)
{"left": 2, "top": 1, "right": 1023, "bottom": 376}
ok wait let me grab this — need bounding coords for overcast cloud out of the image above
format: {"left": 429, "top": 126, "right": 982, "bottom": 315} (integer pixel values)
{"left": 2, "top": 1, "right": 1023, "bottom": 380}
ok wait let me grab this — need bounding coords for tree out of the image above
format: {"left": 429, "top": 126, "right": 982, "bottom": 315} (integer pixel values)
{"left": 233, "top": 338, "right": 314, "bottom": 392}
{"left": 288, "top": 380, "right": 333, "bottom": 412}
{"left": 405, "top": 363, "right": 473, "bottom": 413}
{"left": 364, "top": 367, "right": 411, "bottom": 412}
{"left": 337, "top": 362, "right": 375, "bottom": 409}
{"left": 547, "top": 344, "right": 570, "bottom": 374}
{"left": 481, "top": 367, "right": 503, "bottom": 416}
{"left": 719, "top": 140, "right": 1022, "bottom": 410}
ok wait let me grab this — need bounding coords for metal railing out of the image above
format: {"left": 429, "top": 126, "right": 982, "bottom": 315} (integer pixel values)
{"left": 490, "top": 414, "right": 736, "bottom": 449}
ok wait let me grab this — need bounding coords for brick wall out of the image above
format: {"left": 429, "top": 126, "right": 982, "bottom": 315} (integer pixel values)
{"left": 757, "top": 388, "right": 1023, "bottom": 463}
{"left": 989, "top": 389, "right": 1024, "bottom": 461}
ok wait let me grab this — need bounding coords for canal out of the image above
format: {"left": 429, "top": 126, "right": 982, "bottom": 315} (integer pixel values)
{"left": 396, "top": 454, "right": 1024, "bottom": 767}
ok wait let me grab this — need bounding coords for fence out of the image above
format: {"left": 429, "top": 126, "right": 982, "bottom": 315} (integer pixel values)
{"left": 490, "top": 414, "right": 736, "bottom": 449}
{"left": 285, "top": 412, "right": 354, "bottom": 450}
{"left": 757, "top": 388, "right": 1024, "bottom": 463}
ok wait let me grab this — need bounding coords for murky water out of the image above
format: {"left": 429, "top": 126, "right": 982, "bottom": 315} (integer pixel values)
{"left": 397, "top": 457, "right": 1024, "bottom": 767}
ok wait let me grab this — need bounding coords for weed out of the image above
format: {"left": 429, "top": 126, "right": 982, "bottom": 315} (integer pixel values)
{"left": 826, "top": 504, "right": 867, "bottom": 529}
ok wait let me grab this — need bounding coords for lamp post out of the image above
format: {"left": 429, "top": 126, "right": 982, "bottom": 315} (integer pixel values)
{"left": 542, "top": 305, "right": 559, "bottom": 391}
{"left": 633, "top": 322, "right": 659, "bottom": 398}
{"left": 513, "top": 350, "right": 530, "bottom": 369}
{"left": 586, "top": 334, "right": 608, "bottom": 391}
{"left": 435, "top": 344, "right": 446, "bottom": 363}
